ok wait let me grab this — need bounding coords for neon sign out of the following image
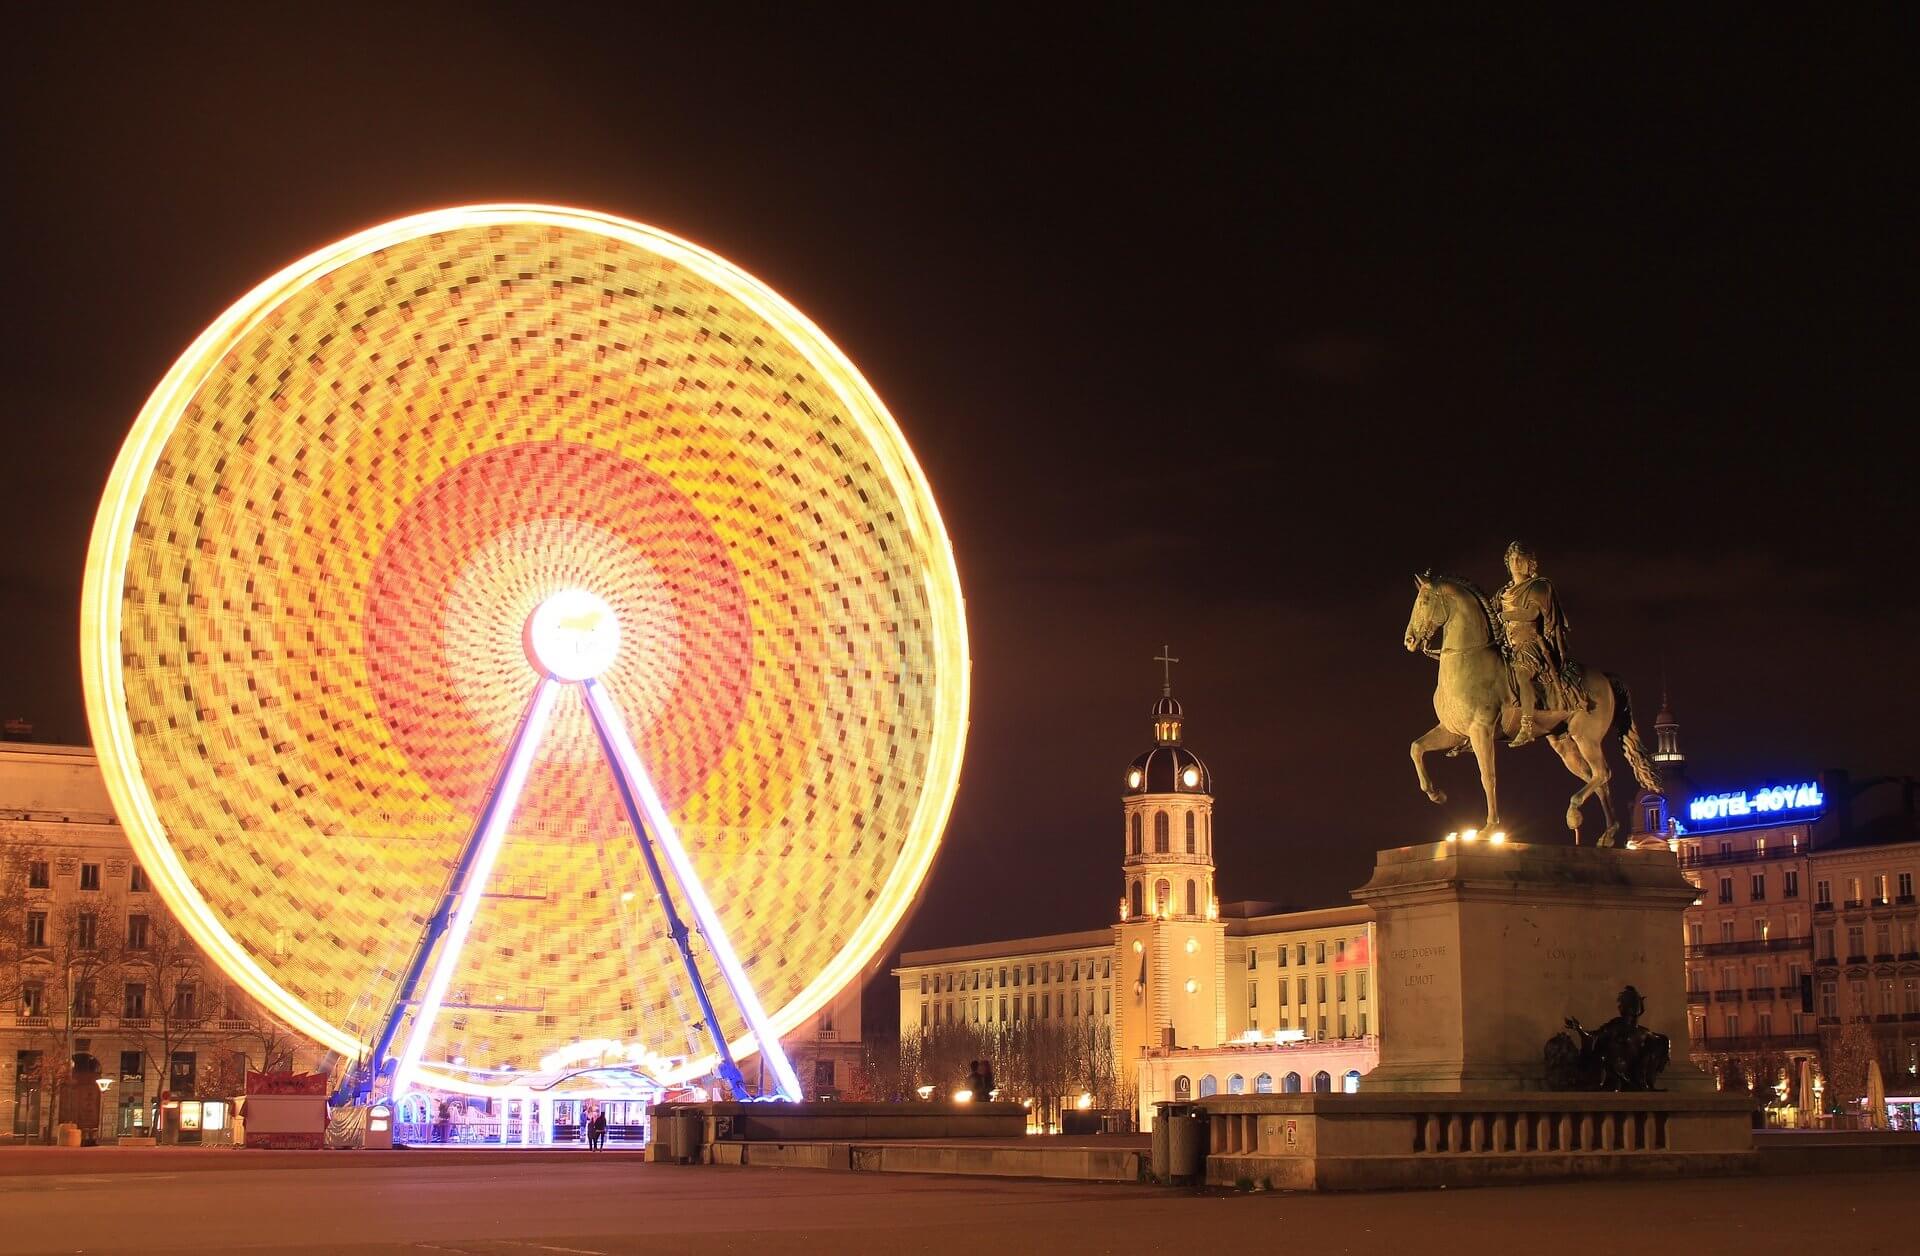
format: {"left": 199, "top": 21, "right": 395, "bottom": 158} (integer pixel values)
{"left": 1686, "top": 782, "right": 1825, "bottom": 832}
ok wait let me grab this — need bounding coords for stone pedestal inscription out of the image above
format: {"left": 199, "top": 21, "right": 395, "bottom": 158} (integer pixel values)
{"left": 1354, "top": 841, "right": 1709, "bottom": 1093}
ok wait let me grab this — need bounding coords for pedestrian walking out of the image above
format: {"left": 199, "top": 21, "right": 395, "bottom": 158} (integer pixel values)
{"left": 591, "top": 1109, "right": 608, "bottom": 1151}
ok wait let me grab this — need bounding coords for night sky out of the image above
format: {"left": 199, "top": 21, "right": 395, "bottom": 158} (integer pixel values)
{"left": 4, "top": 12, "right": 1915, "bottom": 992}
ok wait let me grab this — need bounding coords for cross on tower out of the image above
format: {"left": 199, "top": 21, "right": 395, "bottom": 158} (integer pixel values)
{"left": 1154, "top": 645, "right": 1179, "bottom": 696}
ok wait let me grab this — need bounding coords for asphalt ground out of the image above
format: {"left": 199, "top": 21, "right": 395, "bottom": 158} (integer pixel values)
{"left": 0, "top": 1156, "right": 1915, "bottom": 1256}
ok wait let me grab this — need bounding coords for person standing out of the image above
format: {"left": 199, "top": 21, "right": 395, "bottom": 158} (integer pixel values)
{"left": 591, "top": 1108, "right": 607, "bottom": 1151}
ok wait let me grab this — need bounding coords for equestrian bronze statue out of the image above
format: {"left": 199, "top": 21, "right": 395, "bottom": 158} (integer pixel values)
{"left": 1403, "top": 542, "right": 1660, "bottom": 846}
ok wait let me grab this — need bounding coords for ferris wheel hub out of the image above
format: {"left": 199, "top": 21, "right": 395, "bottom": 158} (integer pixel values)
{"left": 524, "top": 589, "right": 620, "bottom": 681}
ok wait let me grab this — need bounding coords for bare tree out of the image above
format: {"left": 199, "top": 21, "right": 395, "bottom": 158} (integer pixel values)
{"left": 118, "top": 913, "right": 233, "bottom": 1140}
{"left": 228, "top": 988, "right": 303, "bottom": 1076}
{"left": 16, "top": 903, "right": 128, "bottom": 1138}
{"left": 0, "top": 847, "right": 29, "bottom": 1016}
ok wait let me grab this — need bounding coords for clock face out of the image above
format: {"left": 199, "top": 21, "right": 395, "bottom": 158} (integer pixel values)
{"left": 82, "top": 206, "right": 970, "bottom": 1089}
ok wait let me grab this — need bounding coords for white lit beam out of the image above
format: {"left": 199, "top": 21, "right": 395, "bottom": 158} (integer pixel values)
{"left": 583, "top": 677, "right": 804, "bottom": 1101}
{"left": 392, "top": 677, "right": 560, "bottom": 1099}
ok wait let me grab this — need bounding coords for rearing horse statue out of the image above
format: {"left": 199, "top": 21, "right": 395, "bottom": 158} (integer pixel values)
{"left": 1403, "top": 572, "right": 1660, "bottom": 846}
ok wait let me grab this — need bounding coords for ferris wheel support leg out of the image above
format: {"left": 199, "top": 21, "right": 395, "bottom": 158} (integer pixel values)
{"left": 380, "top": 677, "right": 561, "bottom": 1103}
{"left": 582, "top": 678, "right": 804, "bottom": 1102}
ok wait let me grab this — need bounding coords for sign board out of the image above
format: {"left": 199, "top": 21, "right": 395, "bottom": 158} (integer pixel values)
{"left": 1684, "top": 782, "right": 1825, "bottom": 834}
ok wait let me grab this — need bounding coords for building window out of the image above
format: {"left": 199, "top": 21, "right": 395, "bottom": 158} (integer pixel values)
{"left": 127, "top": 915, "right": 149, "bottom": 950}
{"left": 1784, "top": 870, "right": 1799, "bottom": 898}
{"left": 1154, "top": 879, "right": 1171, "bottom": 916}
{"left": 1336, "top": 939, "right": 1346, "bottom": 961}
{"left": 1359, "top": 1011, "right": 1369, "bottom": 1035}
{"left": 1284, "top": 1072, "right": 1301, "bottom": 1094}
{"left": 1718, "top": 878, "right": 1733, "bottom": 904}
{"left": 79, "top": 863, "right": 101, "bottom": 891}
{"left": 20, "top": 983, "right": 44, "bottom": 1018}
{"left": 1316, "top": 941, "right": 1327, "bottom": 964}
{"left": 1720, "top": 920, "right": 1735, "bottom": 943}
{"left": 1358, "top": 971, "right": 1369, "bottom": 1001}
{"left": 1198, "top": 1075, "right": 1218, "bottom": 1098}
{"left": 1130, "top": 881, "right": 1142, "bottom": 919}
{"left": 1874, "top": 874, "right": 1889, "bottom": 904}
{"left": 1848, "top": 877, "right": 1863, "bottom": 905}
{"left": 1723, "top": 1013, "right": 1739, "bottom": 1038}
{"left": 1103, "top": 987, "right": 1110, "bottom": 1014}
{"left": 129, "top": 865, "right": 150, "bottom": 893}
{"left": 1337, "top": 973, "right": 1348, "bottom": 1001}
{"left": 120, "top": 1051, "right": 142, "bottom": 1080}
{"left": 1248, "top": 981, "right": 1258, "bottom": 1009}
{"left": 1185, "top": 811, "right": 1196, "bottom": 854}
{"left": 1185, "top": 880, "right": 1197, "bottom": 916}
{"left": 1750, "top": 874, "right": 1766, "bottom": 901}
{"left": 1313, "top": 1071, "right": 1332, "bottom": 1093}
{"left": 1296, "top": 944, "right": 1307, "bottom": 966}
{"left": 173, "top": 984, "right": 198, "bottom": 1020}
{"left": 918, "top": 975, "right": 927, "bottom": 995}
{"left": 124, "top": 983, "right": 147, "bottom": 1019}
{"left": 1688, "top": 922, "right": 1703, "bottom": 946}
{"left": 1296, "top": 977, "right": 1307, "bottom": 1005}
{"left": 1316, "top": 976, "right": 1327, "bottom": 1004}
{"left": 25, "top": 910, "right": 47, "bottom": 949}
{"left": 1815, "top": 880, "right": 1831, "bottom": 906}
{"left": 1847, "top": 926, "right": 1865, "bottom": 960}
{"left": 1754, "top": 916, "right": 1770, "bottom": 942}
{"left": 1130, "top": 813, "right": 1142, "bottom": 855}
{"left": 1900, "top": 872, "right": 1914, "bottom": 900}
{"left": 1248, "top": 949, "right": 1258, "bottom": 971}
{"left": 1154, "top": 811, "right": 1170, "bottom": 854}
{"left": 27, "top": 860, "right": 49, "bottom": 889}
{"left": 1820, "top": 981, "right": 1838, "bottom": 1019}
{"left": 1255, "top": 1072, "right": 1274, "bottom": 1094}
{"left": 73, "top": 980, "right": 96, "bottom": 1018}
{"left": 1227, "top": 1074, "right": 1245, "bottom": 1095}
{"left": 1278, "top": 946, "right": 1289, "bottom": 968}
{"left": 76, "top": 912, "right": 98, "bottom": 950}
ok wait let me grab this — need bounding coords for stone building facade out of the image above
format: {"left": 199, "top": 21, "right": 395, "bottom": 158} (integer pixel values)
{"left": 1, "top": 742, "right": 327, "bottom": 1142}
{"left": 895, "top": 685, "right": 1379, "bottom": 1127}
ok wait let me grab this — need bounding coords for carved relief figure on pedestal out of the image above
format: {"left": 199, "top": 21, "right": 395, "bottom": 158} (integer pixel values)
{"left": 1402, "top": 545, "right": 1662, "bottom": 844}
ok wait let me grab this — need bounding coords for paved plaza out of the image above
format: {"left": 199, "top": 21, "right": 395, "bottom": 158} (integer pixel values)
{"left": 0, "top": 1153, "right": 1915, "bottom": 1255}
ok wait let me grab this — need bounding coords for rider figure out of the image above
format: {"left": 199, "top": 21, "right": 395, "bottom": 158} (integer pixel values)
{"left": 1497, "top": 540, "right": 1578, "bottom": 747}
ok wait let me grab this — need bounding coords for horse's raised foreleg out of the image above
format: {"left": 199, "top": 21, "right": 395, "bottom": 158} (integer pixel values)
{"left": 1468, "top": 720, "right": 1499, "bottom": 828}
{"left": 1411, "top": 722, "right": 1466, "bottom": 805}
{"left": 1569, "top": 726, "right": 1618, "bottom": 846}
{"left": 1546, "top": 734, "right": 1592, "bottom": 843}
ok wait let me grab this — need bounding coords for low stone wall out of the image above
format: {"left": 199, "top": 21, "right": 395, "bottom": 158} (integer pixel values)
{"left": 650, "top": 1101, "right": 1027, "bottom": 1159}
{"left": 1197, "top": 1092, "right": 1757, "bottom": 1190}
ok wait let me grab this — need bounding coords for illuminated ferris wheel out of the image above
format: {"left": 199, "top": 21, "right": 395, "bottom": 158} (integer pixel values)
{"left": 81, "top": 205, "right": 969, "bottom": 1104}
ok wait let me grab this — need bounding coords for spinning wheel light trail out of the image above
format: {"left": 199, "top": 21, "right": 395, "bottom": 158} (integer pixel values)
{"left": 81, "top": 204, "right": 969, "bottom": 1108}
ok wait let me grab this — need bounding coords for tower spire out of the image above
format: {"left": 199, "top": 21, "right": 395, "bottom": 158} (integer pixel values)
{"left": 1154, "top": 644, "right": 1179, "bottom": 697}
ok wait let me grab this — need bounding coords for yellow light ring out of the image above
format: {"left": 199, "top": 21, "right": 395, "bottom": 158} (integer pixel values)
{"left": 82, "top": 205, "right": 970, "bottom": 1074}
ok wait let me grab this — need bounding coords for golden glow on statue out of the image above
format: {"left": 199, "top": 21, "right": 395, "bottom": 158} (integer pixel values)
{"left": 81, "top": 205, "right": 970, "bottom": 1083}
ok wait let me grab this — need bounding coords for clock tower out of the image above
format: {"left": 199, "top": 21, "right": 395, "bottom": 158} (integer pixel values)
{"left": 1114, "top": 650, "right": 1226, "bottom": 1079}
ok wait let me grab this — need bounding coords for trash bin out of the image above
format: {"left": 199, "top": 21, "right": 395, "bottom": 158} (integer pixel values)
{"left": 56, "top": 1123, "right": 83, "bottom": 1148}
{"left": 1151, "top": 1102, "right": 1206, "bottom": 1184}
{"left": 671, "top": 1111, "right": 705, "bottom": 1163}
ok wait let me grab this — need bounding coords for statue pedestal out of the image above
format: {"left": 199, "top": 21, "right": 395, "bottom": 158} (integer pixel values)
{"left": 1190, "top": 840, "right": 1753, "bottom": 1190}
{"left": 1353, "top": 839, "right": 1713, "bottom": 1093}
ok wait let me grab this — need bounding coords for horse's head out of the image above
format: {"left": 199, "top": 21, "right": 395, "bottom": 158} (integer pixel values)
{"left": 1404, "top": 571, "right": 1447, "bottom": 654}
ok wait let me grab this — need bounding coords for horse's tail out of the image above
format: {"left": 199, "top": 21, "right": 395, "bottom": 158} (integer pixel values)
{"left": 1609, "top": 674, "right": 1663, "bottom": 794}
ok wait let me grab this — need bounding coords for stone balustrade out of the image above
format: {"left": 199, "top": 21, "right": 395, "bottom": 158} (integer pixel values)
{"left": 1194, "top": 1092, "right": 1755, "bottom": 1189}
